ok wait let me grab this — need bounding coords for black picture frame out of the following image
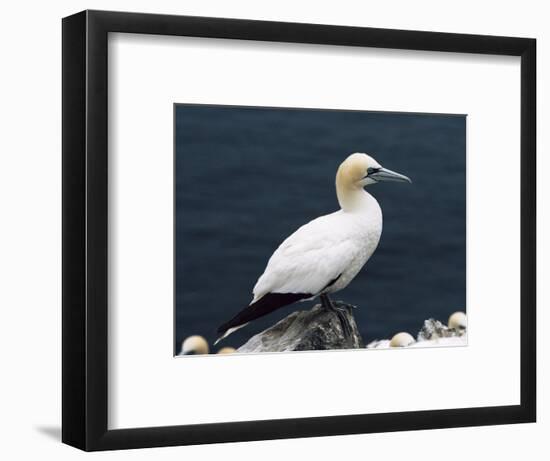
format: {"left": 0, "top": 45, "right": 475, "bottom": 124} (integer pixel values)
{"left": 62, "top": 10, "right": 536, "bottom": 451}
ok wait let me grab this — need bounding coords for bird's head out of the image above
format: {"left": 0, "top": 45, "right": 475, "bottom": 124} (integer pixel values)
{"left": 336, "top": 153, "right": 411, "bottom": 211}
{"left": 180, "top": 335, "right": 209, "bottom": 355}
{"left": 448, "top": 311, "right": 467, "bottom": 331}
{"left": 336, "top": 153, "right": 412, "bottom": 189}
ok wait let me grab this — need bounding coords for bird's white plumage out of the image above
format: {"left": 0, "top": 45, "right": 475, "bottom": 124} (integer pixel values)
{"left": 180, "top": 335, "right": 209, "bottom": 355}
{"left": 448, "top": 311, "right": 467, "bottom": 330}
{"left": 252, "top": 185, "right": 383, "bottom": 303}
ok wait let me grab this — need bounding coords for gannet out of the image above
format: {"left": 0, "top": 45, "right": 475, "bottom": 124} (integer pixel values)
{"left": 216, "top": 153, "right": 411, "bottom": 344}
{"left": 180, "top": 335, "right": 209, "bottom": 355}
{"left": 217, "top": 347, "right": 236, "bottom": 354}
{"left": 389, "top": 332, "right": 415, "bottom": 347}
{"left": 448, "top": 311, "right": 467, "bottom": 331}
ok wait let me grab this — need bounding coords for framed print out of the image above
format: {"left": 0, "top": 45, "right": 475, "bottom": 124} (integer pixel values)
{"left": 62, "top": 10, "right": 536, "bottom": 451}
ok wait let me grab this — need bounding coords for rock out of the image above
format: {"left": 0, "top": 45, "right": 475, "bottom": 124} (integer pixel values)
{"left": 367, "top": 315, "right": 468, "bottom": 349}
{"left": 237, "top": 303, "right": 364, "bottom": 353}
{"left": 366, "top": 339, "right": 391, "bottom": 349}
{"left": 417, "top": 318, "right": 466, "bottom": 341}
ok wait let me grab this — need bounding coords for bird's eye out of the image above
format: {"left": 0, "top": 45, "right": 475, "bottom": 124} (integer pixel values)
{"left": 366, "top": 167, "right": 380, "bottom": 176}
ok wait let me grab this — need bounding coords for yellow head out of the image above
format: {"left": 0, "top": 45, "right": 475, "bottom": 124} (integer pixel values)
{"left": 180, "top": 335, "right": 209, "bottom": 355}
{"left": 448, "top": 311, "right": 467, "bottom": 330}
{"left": 217, "top": 347, "right": 236, "bottom": 354}
{"left": 389, "top": 332, "right": 415, "bottom": 347}
{"left": 336, "top": 153, "right": 411, "bottom": 211}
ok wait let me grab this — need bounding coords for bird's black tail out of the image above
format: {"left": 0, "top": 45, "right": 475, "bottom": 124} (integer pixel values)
{"left": 215, "top": 292, "right": 311, "bottom": 344}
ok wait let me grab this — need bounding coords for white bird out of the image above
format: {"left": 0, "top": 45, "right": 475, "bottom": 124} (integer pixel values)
{"left": 448, "top": 311, "right": 467, "bottom": 330}
{"left": 216, "top": 153, "right": 411, "bottom": 344}
{"left": 390, "top": 332, "right": 415, "bottom": 347}
{"left": 180, "top": 335, "right": 209, "bottom": 355}
{"left": 217, "top": 347, "right": 236, "bottom": 354}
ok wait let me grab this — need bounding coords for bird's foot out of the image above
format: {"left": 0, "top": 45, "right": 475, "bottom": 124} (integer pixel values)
{"left": 334, "top": 308, "right": 354, "bottom": 340}
{"left": 333, "top": 300, "right": 357, "bottom": 310}
{"left": 320, "top": 295, "right": 354, "bottom": 341}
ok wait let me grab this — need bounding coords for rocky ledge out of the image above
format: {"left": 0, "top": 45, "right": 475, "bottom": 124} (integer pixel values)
{"left": 367, "top": 318, "right": 467, "bottom": 350}
{"left": 236, "top": 304, "right": 467, "bottom": 353}
{"left": 238, "top": 303, "right": 363, "bottom": 353}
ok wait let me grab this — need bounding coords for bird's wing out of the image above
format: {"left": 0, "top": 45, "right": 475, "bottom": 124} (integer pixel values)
{"left": 252, "top": 213, "right": 357, "bottom": 301}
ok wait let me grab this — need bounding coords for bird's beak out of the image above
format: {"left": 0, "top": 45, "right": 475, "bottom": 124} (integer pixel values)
{"left": 370, "top": 167, "right": 412, "bottom": 184}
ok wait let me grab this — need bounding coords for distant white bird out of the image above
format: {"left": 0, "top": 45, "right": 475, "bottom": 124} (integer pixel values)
{"left": 216, "top": 153, "right": 411, "bottom": 344}
{"left": 217, "top": 347, "right": 236, "bottom": 354}
{"left": 448, "top": 311, "right": 467, "bottom": 331}
{"left": 180, "top": 335, "right": 209, "bottom": 355}
{"left": 390, "top": 332, "right": 415, "bottom": 347}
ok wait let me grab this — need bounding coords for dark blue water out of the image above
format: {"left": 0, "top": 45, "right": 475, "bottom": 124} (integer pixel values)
{"left": 175, "top": 104, "right": 466, "bottom": 352}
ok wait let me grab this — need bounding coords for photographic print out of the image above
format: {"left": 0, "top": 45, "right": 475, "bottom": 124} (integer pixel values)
{"left": 175, "top": 104, "right": 466, "bottom": 356}
{"left": 62, "top": 12, "right": 535, "bottom": 449}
